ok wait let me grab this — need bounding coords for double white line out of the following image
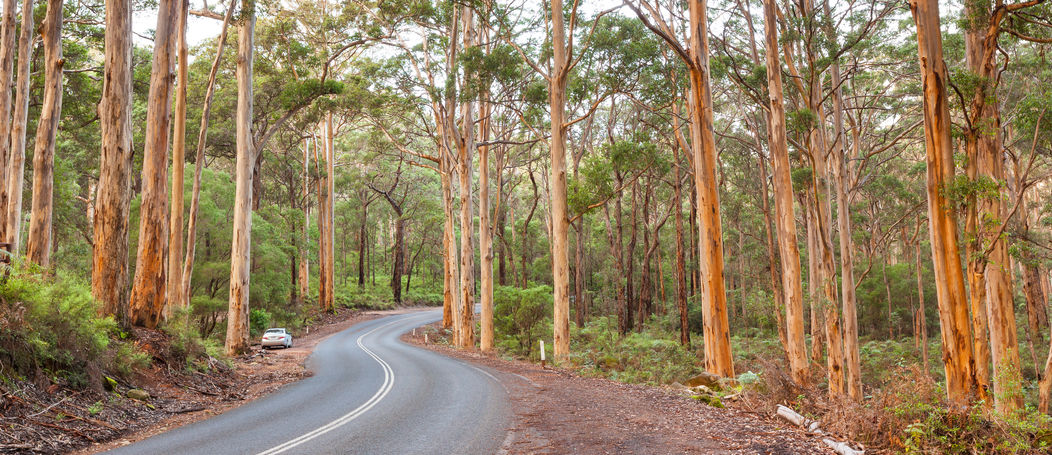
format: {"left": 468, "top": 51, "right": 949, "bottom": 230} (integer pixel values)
{"left": 257, "top": 315, "right": 426, "bottom": 455}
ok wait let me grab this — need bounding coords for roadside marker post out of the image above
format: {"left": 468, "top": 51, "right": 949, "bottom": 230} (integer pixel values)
{"left": 424, "top": 333, "right": 428, "bottom": 344}
{"left": 540, "top": 340, "right": 546, "bottom": 368}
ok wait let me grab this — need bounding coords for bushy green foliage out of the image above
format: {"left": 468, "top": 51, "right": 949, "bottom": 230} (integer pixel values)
{"left": 335, "top": 284, "right": 396, "bottom": 310}
{"left": 886, "top": 379, "right": 1052, "bottom": 454}
{"left": 567, "top": 317, "right": 702, "bottom": 385}
{"left": 493, "top": 285, "right": 553, "bottom": 357}
{"left": 249, "top": 308, "right": 272, "bottom": 338}
{"left": 0, "top": 266, "right": 148, "bottom": 388}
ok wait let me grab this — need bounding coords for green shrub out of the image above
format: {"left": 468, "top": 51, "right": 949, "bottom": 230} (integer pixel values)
{"left": 249, "top": 308, "right": 272, "bottom": 337}
{"left": 0, "top": 265, "right": 148, "bottom": 387}
{"left": 335, "top": 284, "right": 395, "bottom": 310}
{"left": 568, "top": 317, "right": 701, "bottom": 385}
{"left": 493, "top": 285, "right": 553, "bottom": 357}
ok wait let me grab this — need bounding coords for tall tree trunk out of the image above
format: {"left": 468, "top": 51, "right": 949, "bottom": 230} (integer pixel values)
{"left": 129, "top": 0, "right": 179, "bottom": 328}
{"left": 549, "top": 0, "right": 571, "bottom": 360}
{"left": 687, "top": 0, "right": 733, "bottom": 377}
{"left": 299, "top": 139, "right": 310, "bottom": 302}
{"left": 824, "top": 0, "right": 860, "bottom": 397}
{"left": 965, "top": 149, "right": 992, "bottom": 401}
{"left": 0, "top": 0, "right": 17, "bottom": 240}
{"left": 225, "top": 4, "right": 254, "bottom": 356}
{"left": 910, "top": 0, "right": 977, "bottom": 405}
{"left": 318, "top": 114, "right": 335, "bottom": 312}
{"left": 25, "top": 0, "right": 64, "bottom": 267}
{"left": 326, "top": 116, "right": 335, "bottom": 309}
{"left": 454, "top": 3, "right": 478, "bottom": 350}
{"left": 761, "top": 0, "right": 804, "bottom": 382}
{"left": 93, "top": 0, "right": 134, "bottom": 325}
{"left": 181, "top": 0, "right": 236, "bottom": 309}
{"left": 166, "top": 0, "right": 190, "bottom": 314}
{"left": 3, "top": 0, "right": 33, "bottom": 254}
{"left": 441, "top": 155, "right": 458, "bottom": 329}
{"left": 479, "top": 95, "right": 495, "bottom": 352}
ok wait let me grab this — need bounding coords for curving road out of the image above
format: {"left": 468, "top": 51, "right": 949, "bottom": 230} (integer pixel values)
{"left": 105, "top": 309, "right": 510, "bottom": 455}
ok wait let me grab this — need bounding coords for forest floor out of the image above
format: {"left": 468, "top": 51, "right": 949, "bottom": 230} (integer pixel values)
{"left": 403, "top": 325, "right": 835, "bottom": 455}
{"left": 1, "top": 307, "right": 384, "bottom": 454}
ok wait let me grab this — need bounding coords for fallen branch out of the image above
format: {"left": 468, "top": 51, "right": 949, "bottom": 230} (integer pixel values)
{"left": 776, "top": 405, "right": 864, "bottom": 455}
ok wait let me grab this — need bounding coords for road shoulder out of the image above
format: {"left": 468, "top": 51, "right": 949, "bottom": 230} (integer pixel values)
{"left": 403, "top": 325, "right": 832, "bottom": 454}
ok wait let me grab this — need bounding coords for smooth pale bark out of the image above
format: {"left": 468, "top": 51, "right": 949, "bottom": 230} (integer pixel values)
{"left": 963, "top": 0, "right": 1025, "bottom": 412}
{"left": 181, "top": 0, "right": 236, "bottom": 307}
{"left": 299, "top": 139, "right": 310, "bottom": 303}
{"left": 3, "top": 0, "right": 33, "bottom": 253}
{"left": 441, "top": 158, "right": 459, "bottom": 331}
{"left": 167, "top": 0, "right": 190, "bottom": 314}
{"left": 968, "top": 29, "right": 1022, "bottom": 414}
{"left": 225, "top": 7, "right": 255, "bottom": 356}
{"left": 910, "top": 0, "right": 977, "bottom": 405}
{"left": 317, "top": 116, "right": 335, "bottom": 312}
{"left": 129, "top": 0, "right": 179, "bottom": 328}
{"left": 25, "top": 0, "right": 64, "bottom": 267}
{"left": 549, "top": 0, "right": 571, "bottom": 360}
{"left": 456, "top": 11, "right": 476, "bottom": 348}
{"left": 0, "top": 0, "right": 16, "bottom": 237}
{"left": 316, "top": 132, "right": 329, "bottom": 311}
{"left": 822, "top": 0, "right": 860, "bottom": 399}
{"left": 687, "top": 0, "right": 733, "bottom": 377}
{"left": 762, "top": 0, "right": 806, "bottom": 386}
{"left": 326, "top": 115, "right": 336, "bottom": 311}
{"left": 93, "top": 0, "right": 134, "bottom": 324}
{"left": 479, "top": 96, "right": 494, "bottom": 352}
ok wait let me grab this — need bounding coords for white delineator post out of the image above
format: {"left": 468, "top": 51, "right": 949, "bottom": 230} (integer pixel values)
{"left": 540, "top": 340, "right": 546, "bottom": 368}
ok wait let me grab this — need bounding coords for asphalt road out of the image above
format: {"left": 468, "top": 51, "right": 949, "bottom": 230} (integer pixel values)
{"left": 105, "top": 309, "right": 510, "bottom": 455}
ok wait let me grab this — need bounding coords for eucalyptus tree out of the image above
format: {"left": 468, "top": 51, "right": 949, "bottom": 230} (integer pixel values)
{"left": 625, "top": 0, "right": 734, "bottom": 376}
{"left": 25, "top": 0, "right": 65, "bottom": 267}
{"left": 0, "top": 0, "right": 16, "bottom": 238}
{"left": 129, "top": 0, "right": 181, "bottom": 329}
{"left": 910, "top": 0, "right": 978, "bottom": 406}
{"left": 3, "top": 0, "right": 34, "bottom": 254}
{"left": 226, "top": 0, "right": 257, "bottom": 355}
{"left": 953, "top": 0, "right": 1052, "bottom": 414}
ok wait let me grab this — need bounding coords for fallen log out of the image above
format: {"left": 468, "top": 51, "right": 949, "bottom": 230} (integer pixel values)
{"left": 775, "top": 405, "right": 863, "bottom": 455}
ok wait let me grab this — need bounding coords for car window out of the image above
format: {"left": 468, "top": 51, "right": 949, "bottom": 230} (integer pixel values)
{"left": 265, "top": 329, "right": 283, "bottom": 334}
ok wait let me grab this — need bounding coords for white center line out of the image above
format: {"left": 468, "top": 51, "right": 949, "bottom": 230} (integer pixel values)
{"left": 257, "top": 314, "right": 432, "bottom": 455}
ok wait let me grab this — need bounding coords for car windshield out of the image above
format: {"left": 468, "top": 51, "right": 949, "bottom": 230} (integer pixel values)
{"left": 264, "top": 329, "right": 284, "bottom": 334}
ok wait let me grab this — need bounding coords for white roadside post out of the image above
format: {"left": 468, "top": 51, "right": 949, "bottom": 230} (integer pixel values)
{"left": 540, "top": 340, "right": 546, "bottom": 368}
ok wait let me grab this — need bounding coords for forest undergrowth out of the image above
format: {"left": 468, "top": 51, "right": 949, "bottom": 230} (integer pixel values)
{"left": 466, "top": 284, "right": 1052, "bottom": 454}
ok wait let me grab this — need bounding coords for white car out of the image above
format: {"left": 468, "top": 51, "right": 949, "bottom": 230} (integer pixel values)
{"left": 261, "top": 328, "right": 293, "bottom": 349}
